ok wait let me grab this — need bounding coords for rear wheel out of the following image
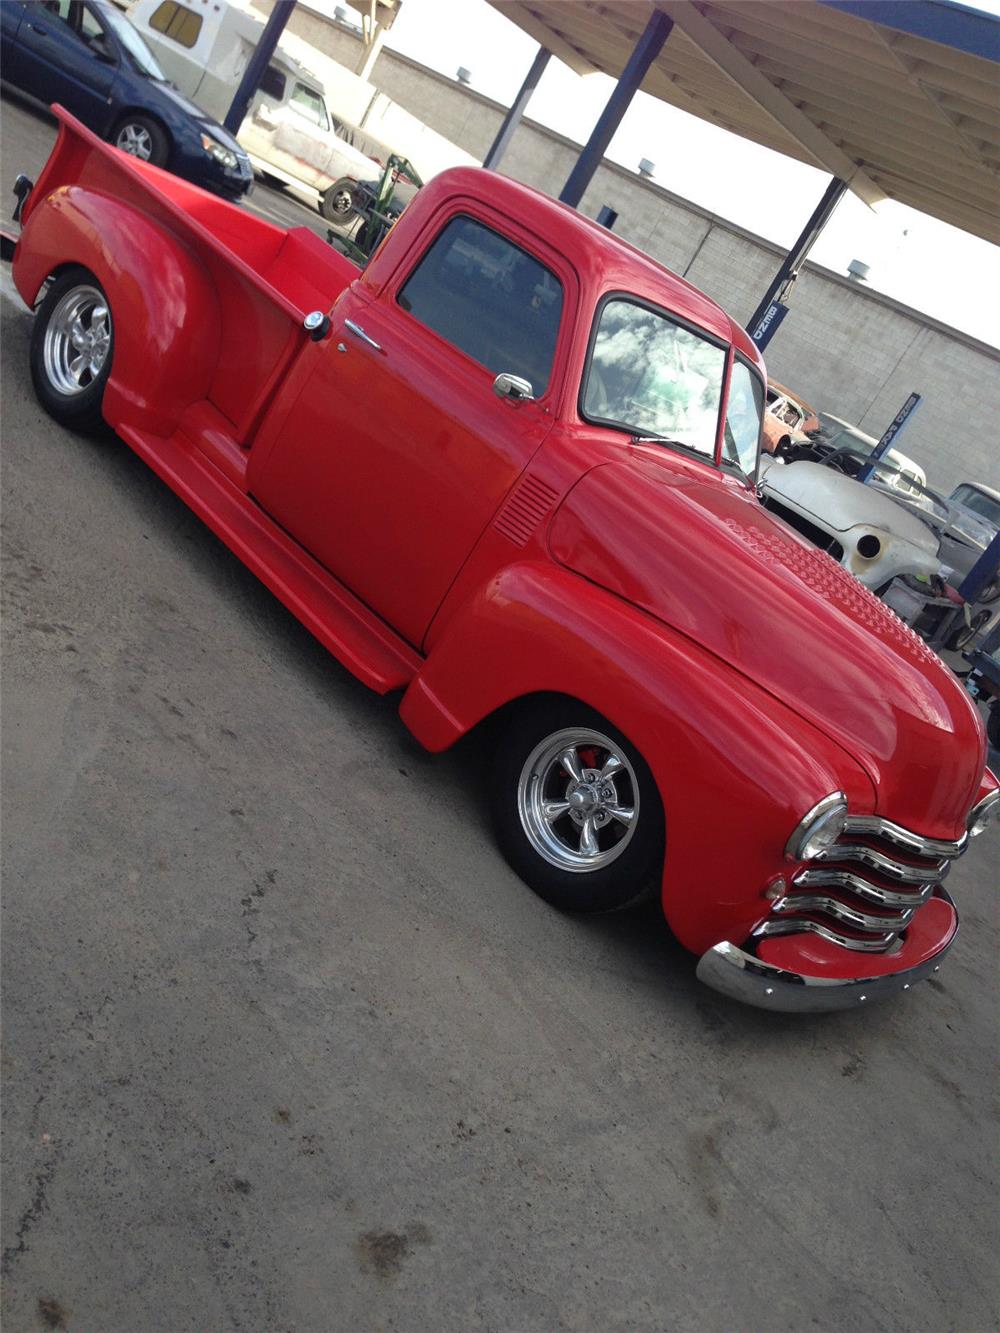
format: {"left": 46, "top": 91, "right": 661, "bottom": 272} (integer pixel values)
{"left": 113, "top": 114, "right": 169, "bottom": 167}
{"left": 492, "top": 700, "right": 664, "bottom": 914}
{"left": 29, "top": 267, "right": 113, "bottom": 433}
{"left": 320, "top": 178, "right": 360, "bottom": 223}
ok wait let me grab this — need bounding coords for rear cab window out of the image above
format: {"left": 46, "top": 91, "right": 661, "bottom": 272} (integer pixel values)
{"left": 396, "top": 215, "right": 564, "bottom": 397}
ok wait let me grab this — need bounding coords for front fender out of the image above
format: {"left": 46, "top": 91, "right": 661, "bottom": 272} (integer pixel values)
{"left": 13, "top": 185, "right": 218, "bottom": 436}
{"left": 401, "top": 562, "right": 875, "bottom": 954}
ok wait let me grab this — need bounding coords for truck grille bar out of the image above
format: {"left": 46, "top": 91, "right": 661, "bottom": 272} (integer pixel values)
{"left": 758, "top": 815, "right": 966, "bottom": 953}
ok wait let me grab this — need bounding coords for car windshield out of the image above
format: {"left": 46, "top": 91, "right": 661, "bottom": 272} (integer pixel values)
{"left": 950, "top": 484, "right": 1000, "bottom": 528}
{"left": 818, "top": 414, "right": 875, "bottom": 453}
{"left": 870, "top": 465, "right": 950, "bottom": 521}
{"left": 582, "top": 298, "right": 747, "bottom": 463}
{"left": 100, "top": 5, "right": 166, "bottom": 80}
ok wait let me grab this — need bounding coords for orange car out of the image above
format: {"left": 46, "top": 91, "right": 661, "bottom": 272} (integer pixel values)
{"left": 763, "top": 379, "right": 820, "bottom": 452}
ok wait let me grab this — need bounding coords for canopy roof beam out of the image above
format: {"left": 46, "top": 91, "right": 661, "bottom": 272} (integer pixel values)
{"left": 657, "top": 0, "right": 885, "bottom": 206}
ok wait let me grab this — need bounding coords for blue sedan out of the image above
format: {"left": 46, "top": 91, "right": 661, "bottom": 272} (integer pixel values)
{"left": 1, "top": 0, "right": 253, "bottom": 199}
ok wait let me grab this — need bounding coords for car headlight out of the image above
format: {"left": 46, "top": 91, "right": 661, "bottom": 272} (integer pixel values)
{"left": 785, "top": 792, "right": 848, "bottom": 861}
{"left": 968, "top": 789, "right": 999, "bottom": 838}
{"left": 200, "top": 133, "right": 238, "bottom": 170}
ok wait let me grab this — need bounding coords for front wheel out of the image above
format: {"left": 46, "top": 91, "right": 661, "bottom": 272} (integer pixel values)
{"left": 112, "top": 114, "right": 169, "bottom": 167}
{"left": 492, "top": 701, "right": 665, "bottom": 914}
{"left": 29, "top": 267, "right": 114, "bottom": 433}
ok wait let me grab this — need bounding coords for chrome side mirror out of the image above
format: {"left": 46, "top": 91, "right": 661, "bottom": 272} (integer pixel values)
{"left": 493, "top": 372, "right": 535, "bottom": 403}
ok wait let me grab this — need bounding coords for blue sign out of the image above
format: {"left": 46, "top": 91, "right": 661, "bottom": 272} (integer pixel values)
{"left": 858, "top": 392, "right": 922, "bottom": 483}
{"left": 749, "top": 301, "right": 790, "bottom": 348}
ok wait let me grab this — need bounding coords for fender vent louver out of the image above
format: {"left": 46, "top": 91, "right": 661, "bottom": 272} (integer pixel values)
{"left": 493, "top": 475, "right": 558, "bottom": 547}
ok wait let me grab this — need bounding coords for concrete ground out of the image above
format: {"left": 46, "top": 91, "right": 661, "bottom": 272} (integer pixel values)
{"left": 2, "top": 96, "right": 999, "bottom": 1333}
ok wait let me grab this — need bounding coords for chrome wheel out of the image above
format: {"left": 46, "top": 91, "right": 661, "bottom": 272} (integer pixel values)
{"left": 116, "top": 121, "right": 153, "bottom": 159}
{"left": 517, "top": 726, "right": 639, "bottom": 873}
{"left": 41, "top": 286, "right": 112, "bottom": 397}
{"left": 330, "top": 187, "right": 355, "bottom": 215}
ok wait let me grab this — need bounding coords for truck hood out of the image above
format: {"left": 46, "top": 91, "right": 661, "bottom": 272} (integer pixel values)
{"left": 549, "top": 457, "right": 984, "bottom": 836}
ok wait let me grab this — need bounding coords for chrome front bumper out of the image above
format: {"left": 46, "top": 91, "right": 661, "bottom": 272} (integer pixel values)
{"left": 696, "top": 890, "right": 957, "bottom": 1013}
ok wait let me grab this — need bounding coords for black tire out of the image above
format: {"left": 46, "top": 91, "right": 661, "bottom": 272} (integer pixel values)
{"left": 29, "top": 267, "right": 114, "bottom": 433}
{"left": 112, "top": 113, "right": 169, "bottom": 167}
{"left": 987, "top": 701, "right": 1000, "bottom": 750}
{"left": 946, "top": 608, "right": 991, "bottom": 652}
{"left": 320, "top": 178, "right": 360, "bottom": 224}
{"left": 491, "top": 699, "right": 665, "bottom": 914}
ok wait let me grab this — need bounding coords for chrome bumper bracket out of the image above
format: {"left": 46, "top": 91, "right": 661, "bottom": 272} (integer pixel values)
{"left": 696, "top": 891, "right": 957, "bottom": 1013}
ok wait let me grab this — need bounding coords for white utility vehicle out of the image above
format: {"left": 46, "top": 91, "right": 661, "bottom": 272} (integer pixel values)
{"left": 130, "top": 0, "right": 391, "bottom": 221}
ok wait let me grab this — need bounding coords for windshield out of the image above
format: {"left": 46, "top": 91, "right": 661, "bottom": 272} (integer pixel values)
{"left": 582, "top": 298, "right": 738, "bottom": 461}
{"left": 722, "top": 360, "right": 764, "bottom": 479}
{"left": 950, "top": 484, "right": 1000, "bottom": 528}
{"left": 100, "top": 5, "right": 166, "bottom": 80}
{"left": 869, "top": 465, "right": 951, "bottom": 521}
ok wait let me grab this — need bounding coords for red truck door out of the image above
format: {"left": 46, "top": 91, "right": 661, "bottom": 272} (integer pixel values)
{"left": 250, "top": 213, "right": 568, "bottom": 648}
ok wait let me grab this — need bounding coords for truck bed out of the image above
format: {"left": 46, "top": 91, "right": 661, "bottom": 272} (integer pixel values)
{"left": 16, "top": 107, "right": 359, "bottom": 447}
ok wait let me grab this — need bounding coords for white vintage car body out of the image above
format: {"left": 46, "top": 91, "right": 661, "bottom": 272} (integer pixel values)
{"left": 758, "top": 457, "right": 942, "bottom": 589}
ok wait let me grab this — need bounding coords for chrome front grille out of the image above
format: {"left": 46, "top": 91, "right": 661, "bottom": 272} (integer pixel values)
{"left": 757, "top": 815, "right": 966, "bottom": 953}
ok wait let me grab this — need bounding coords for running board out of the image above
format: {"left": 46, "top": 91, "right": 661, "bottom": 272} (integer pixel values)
{"left": 117, "top": 421, "right": 422, "bottom": 693}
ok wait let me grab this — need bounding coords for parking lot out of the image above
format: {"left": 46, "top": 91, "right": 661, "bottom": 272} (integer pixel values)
{"left": 2, "top": 95, "right": 999, "bottom": 1332}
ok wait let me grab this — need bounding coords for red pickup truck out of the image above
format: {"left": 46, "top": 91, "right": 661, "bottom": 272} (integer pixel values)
{"left": 12, "top": 108, "right": 997, "bottom": 1011}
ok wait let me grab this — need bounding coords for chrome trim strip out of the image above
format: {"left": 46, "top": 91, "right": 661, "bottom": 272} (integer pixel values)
{"left": 696, "top": 891, "right": 958, "bottom": 1013}
{"left": 772, "top": 894, "right": 915, "bottom": 933}
{"left": 968, "top": 788, "right": 1000, "bottom": 838}
{"left": 793, "top": 868, "right": 936, "bottom": 909}
{"left": 754, "top": 917, "right": 896, "bottom": 953}
{"left": 816, "top": 843, "right": 948, "bottom": 884}
{"left": 843, "top": 816, "right": 966, "bottom": 860}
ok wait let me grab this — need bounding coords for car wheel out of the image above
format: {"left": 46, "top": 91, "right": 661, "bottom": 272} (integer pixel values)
{"left": 320, "top": 178, "right": 360, "bottom": 223}
{"left": 946, "top": 609, "right": 991, "bottom": 652}
{"left": 29, "top": 267, "right": 113, "bottom": 433}
{"left": 113, "top": 114, "right": 168, "bottom": 167}
{"left": 492, "top": 701, "right": 665, "bottom": 914}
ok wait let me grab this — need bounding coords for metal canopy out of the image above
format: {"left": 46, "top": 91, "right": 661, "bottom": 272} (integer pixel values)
{"left": 486, "top": 1, "right": 1000, "bottom": 244}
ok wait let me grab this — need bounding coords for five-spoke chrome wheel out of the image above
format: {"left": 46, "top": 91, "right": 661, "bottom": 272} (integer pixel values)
{"left": 517, "top": 726, "right": 639, "bottom": 872}
{"left": 30, "top": 267, "right": 115, "bottom": 433}
{"left": 41, "top": 286, "right": 111, "bottom": 396}
{"left": 493, "top": 702, "right": 664, "bottom": 913}
{"left": 116, "top": 121, "right": 153, "bottom": 159}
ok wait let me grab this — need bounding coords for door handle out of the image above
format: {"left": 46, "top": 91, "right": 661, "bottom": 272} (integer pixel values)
{"left": 344, "top": 319, "right": 383, "bottom": 353}
{"left": 28, "top": 22, "right": 48, "bottom": 34}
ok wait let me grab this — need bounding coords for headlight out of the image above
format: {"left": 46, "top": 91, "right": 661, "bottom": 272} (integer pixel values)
{"left": 200, "top": 133, "right": 238, "bottom": 170}
{"left": 968, "top": 789, "right": 999, "bottom": 838}
{"left": 785, "top": 792, "right": 848, "bottom": 861}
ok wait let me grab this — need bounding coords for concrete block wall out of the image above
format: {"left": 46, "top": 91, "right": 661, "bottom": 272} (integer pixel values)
{"left": 252, "top": 3, "right": 1000, "bottom": 492}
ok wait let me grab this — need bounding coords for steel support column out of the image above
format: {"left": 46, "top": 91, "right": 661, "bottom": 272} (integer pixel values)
{"left": 224, "top": 3, "right": 295, "bottom": 135}
{"left": 747, "top": 175, "right": 848, "bottom": 350}
{"left": 559, "top": 10, "right": 674, "bottom": 209}
{"left": 483, "top": 46, "right": 551, "bottom": 171}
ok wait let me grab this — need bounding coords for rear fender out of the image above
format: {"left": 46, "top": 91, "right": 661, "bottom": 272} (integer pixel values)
{"left": 13, "top": 186, "right": 218, "bottom": 436}
{"left": 401, "top": 562, "right": 875, "bottom": 954}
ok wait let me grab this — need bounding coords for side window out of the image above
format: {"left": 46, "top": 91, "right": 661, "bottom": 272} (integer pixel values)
{"left": 289, "top": 82, "right": 330, "bottom": 131}
{"left": 79, "top": 6, "right": 106, "bottom": 44}
{"left": 148, "top": 0, "right": 202, "bottom": 48}
{"left": 40, "top": 1, "right": 81, "bottom": 38}
{"left": 260, "top": 64, "right": 286, "bottom": 101}
{"left": 397, "top": 215, "right": 563, "bottom": 395}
